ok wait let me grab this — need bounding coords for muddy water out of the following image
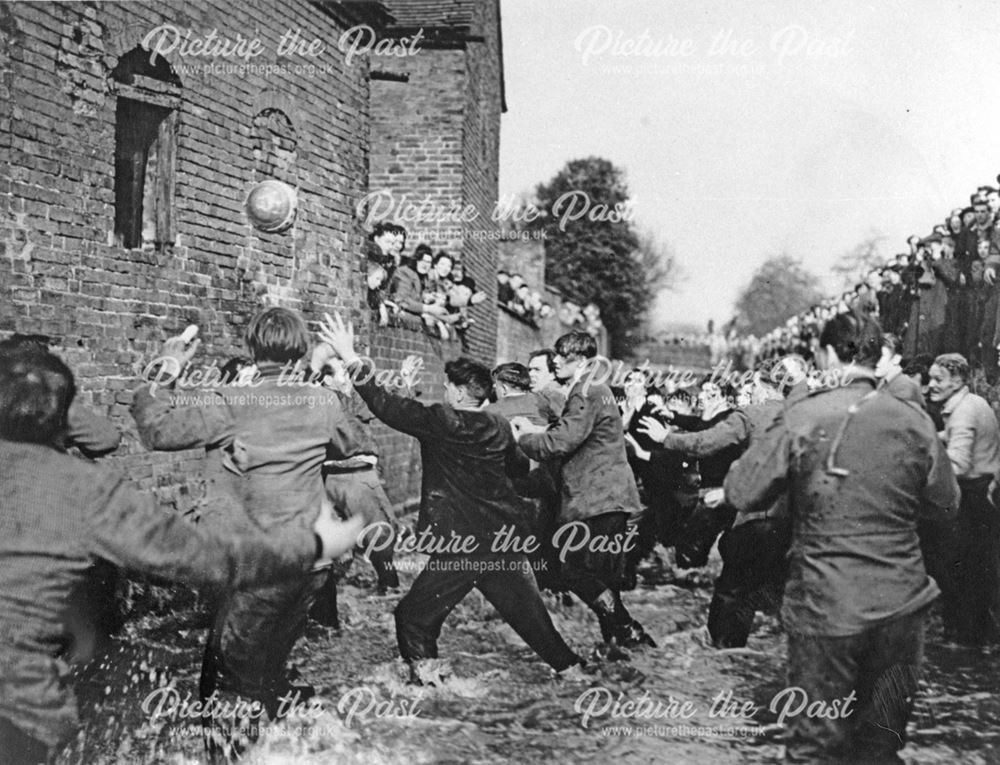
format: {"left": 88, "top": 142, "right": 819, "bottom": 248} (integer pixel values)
{"left": 57, "top": 554, "right": 999, "bottom": 764}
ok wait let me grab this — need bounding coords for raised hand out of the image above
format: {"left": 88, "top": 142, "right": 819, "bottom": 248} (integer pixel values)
{"left": 319, "top": 312, "right": 359, "bottom": 365}
{"left": 152, "top": 334, "right": 201, "bottom": 386}
{"left": 400, "top": 354, "right": 424, "bottom": 391}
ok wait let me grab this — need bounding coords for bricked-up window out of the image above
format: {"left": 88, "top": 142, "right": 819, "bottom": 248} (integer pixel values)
{"left": 110, "top": 48, "right": 181, "bottom": 250}
{"left": 252, "top": 108, "right": 298, "bottom": 182}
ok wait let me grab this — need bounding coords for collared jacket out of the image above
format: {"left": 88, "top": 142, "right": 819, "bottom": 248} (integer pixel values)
{"left": 731, "top": 400, "right": 786, "bottom": 528}
{"left": 939, "top": 386, "right": 1000, "bottom": 480}
{"left": 0, "top": 440, "right": 317, "bottom": 748}
{"left": 518, "top": 377, "right": 641, "bottom": 521}
{"left": 131, "top": 365, "right": 365, "bottom": 535}
{"left": 349, "top": 359, "right": 536, "bottom": 544}
{"left": 724, "top": 373, "right": 958, "bottom": 637}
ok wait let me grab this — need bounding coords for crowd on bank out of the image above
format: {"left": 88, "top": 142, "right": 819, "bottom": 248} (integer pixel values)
{"left": 741, "top": 178, "right": 1000, "bottom": 379}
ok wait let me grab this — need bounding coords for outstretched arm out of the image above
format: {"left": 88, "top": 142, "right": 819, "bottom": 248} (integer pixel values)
{"left": 319, "top": 313, "right": 438, "bottom": 440}
{"left": 517, "top": 389, "right": 598, "bottom": 461}
{"left": 641, "top": 411, "right": 750, "bottom": 458}
{"left": 85, "top": 476, "right": 363, "bottom": 588}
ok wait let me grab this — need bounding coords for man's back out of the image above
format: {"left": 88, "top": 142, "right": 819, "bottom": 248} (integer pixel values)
{"left": 727, "top": 376, "right": 958, "bottom": 636}
{"left": 221, "top": 374, "right": 361, "bottom": 531}
{"left": 133, "top": 373, "right": 364, "bottom": 533}
{"left": 350, "top": 367, "right": 535, "bottom": 544}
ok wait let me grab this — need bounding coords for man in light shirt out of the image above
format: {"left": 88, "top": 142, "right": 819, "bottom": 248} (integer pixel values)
{"left": 928, "top": 352, "right": 1000, "bottom": 644}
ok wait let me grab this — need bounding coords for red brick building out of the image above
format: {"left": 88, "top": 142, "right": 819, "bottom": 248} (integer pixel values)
{"left": 0, "top": 0, "right": 506, "bottom": 509}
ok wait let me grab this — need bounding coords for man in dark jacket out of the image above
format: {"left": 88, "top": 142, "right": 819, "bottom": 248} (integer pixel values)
{"left": 0, "top": 350, "right": 360, "bottom": 765}
{"left": 724, "top": 312, "right": 958, "bottom": 761}
{"left": 318, "top": 314, "right": 584, "bottom": 683}
{"left": 703, "top": 385, "right": 788, "bottom": 648}
{"left": 638, "top": 379, "right": 751, "bottom": 569}
{"left": 511, "top": 332, "right": 654, "bottom": 651}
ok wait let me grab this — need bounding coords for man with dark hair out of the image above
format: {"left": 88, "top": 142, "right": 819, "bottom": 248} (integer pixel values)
{"left": 527, "top": 348, "right": 565, "bottom": 420}
{"left": 876, "top": 333, "right": 925, "bottom": 408}
{"left": 132, "top": 307, "right": 371, "bottom": 755}
{"left": 0, "top": 334, "right": 121, "bottom": 458}
{"left": 244, "top": 306, "right": 310, "bottom": 364}
{"left": 369, "top": 222, "right": 406, "bottom": 270}
{"left": 319, "top": 314, "right": 585, "bottom": 683}
{"left": 512, "top": 331, "right": 655, "bottom": 652}
{"left": 0, "top": 334, "right": 126, "bottom": 657}
{"left": 927, "top": 352, "right": 1000, "bottom": 644}
{"left": 723, "top": 311, "right": 958, "bottom": 761}
{"left": 487, "top": 363, "right": 549, "bottom": 426}
{"left": 638, "top": 376, "right": 751, "bottom": 570}
{"left": 367, "top": 224, "right": 407, "bottom": 326}
{"left": 385, "top": 247, "right": 424, "bottom": 329}
{"left": 901, "top": 353, "right": 934, "bottom": 391}
{"left": 0, "top": 349, "right": 361, "bottom": 764}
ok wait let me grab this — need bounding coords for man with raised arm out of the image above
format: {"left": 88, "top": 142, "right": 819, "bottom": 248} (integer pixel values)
{"left": 318, "top": 313, "right": 586, "bottom": 684}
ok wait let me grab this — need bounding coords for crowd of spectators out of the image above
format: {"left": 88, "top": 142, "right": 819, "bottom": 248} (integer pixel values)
{"left": 366, "top": 223, "right": 487, "bottom": 343}
{"left": 496, "top": 270, "right": 555, "bottom": 328}
{"left": 496, "top": 271, "right": 605, "bottom": 338}
{"left": 743, "top": 177, "right": 1000, "bottom": 381}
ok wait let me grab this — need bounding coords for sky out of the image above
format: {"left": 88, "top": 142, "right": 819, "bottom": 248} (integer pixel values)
{"left": 498, "top": 0, "right": 1000, "bottom": 332}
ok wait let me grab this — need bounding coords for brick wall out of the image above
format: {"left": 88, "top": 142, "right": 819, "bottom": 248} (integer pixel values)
{"left": 456, "top": 0, "right": 503, "bottom": 362}
{"left": 0, "top": 0, "right": 373, "bottom": 510}
{"left": 364, "top": 0, "right": 505, "bottom": 504}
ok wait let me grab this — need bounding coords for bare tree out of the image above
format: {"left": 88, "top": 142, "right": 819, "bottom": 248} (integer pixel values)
{"left": 831, "top": 230, "right": 888, "bottom": 289}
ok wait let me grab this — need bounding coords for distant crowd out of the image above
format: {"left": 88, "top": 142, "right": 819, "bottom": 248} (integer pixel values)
{"left": 741, "top": 177, "right": 1000, "bottom": 381}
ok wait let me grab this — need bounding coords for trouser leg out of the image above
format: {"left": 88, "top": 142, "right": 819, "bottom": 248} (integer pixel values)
{"left": 558, "top": 513, "right": 652, "bottom": 646}
{"left": 786, "top": 609, "right": 927, "bottom": 762}
{"left": 953, "top": 479, "right": 1000, "bottom": 644}
{"left": 708, "top": 519, "right": 790, "bottom": 647}
{"left": 200, "top": 572, "right": 326, "bottom": 760}
{"left": 394, "top": 556, "right": 478, "bottom": 662}
{"left": 918, "top": 514, "right": 960, "bottom": 637}
{"left": 851, "top": 609, "right": 926, "bottom": 760}
{"left": 202, "top": 571, "right": 326, "bottom": 702}
{"left": 675, "top": 500, "right": 736, "bottom": 569}
{"left": 785, "top": 632, "right": 861, "bottom": 761}
{"left": 328, "top": 471, "right": 400, "bottom": 591}
{"left": 308, "top": 568, "right": 341, "bottom": 627}
{"left": 475, "top": 557, "right": 580, "bottom": 670}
